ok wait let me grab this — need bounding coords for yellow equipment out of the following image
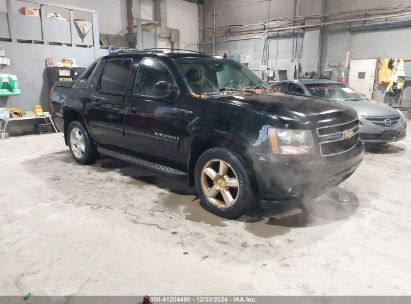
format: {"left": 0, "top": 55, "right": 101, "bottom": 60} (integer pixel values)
{"left": 33, "top": 105, "right": 44, "bottom": 116}
{"left": 8, "top": 107, "right": 23, "bottom": 118}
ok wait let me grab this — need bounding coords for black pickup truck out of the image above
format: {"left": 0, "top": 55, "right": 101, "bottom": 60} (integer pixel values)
{"left": 51, "top": 50, "right": 364, "bottom": 219}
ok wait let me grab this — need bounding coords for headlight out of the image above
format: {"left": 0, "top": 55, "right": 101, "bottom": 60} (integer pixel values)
{"left": 397, "top": 109, "right": 407, "bottom": 127}
{"left": 397, "top": 109, "right": 405, "bottom": 121}
{"left": 357, "top": 114, "right": 364, "bottom": 125}
{"left": 268, "top": 128, "right": 314, "bottom": 155}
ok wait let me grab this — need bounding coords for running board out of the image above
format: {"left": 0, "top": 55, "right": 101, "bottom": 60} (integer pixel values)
{"left": 97, "top": 147, "right": 187, "bottom": 176}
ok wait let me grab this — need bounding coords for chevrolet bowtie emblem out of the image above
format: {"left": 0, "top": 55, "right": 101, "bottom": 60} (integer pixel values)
{"left": 344, "top": 129, "right": 355, "bottom": 140}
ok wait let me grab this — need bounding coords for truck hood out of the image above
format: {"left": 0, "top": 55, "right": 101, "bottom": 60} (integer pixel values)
{"left": 337, "top": 99, "right": 400, "bottom": 118}
{"left": 213, "top": 93, "right": 357, "bottom": 128}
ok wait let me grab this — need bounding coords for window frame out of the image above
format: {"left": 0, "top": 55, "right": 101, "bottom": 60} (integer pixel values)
{"left": 130, "top": 57, "right": 180, "bottom": 102}
{"left": 98, "top": 57, "right": 133, "bottom": 96}
{"left": 73, "top": 60, "right": 98, "bottom": 89}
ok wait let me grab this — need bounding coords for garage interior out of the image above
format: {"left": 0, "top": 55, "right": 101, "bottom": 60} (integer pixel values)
{"left": 1, "top": 0, "right": 411, "bottom": 298}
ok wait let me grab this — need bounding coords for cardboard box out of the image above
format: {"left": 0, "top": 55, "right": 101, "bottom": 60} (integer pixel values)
{"left": 19, "top": 7, "right": 40, "bottom": 17}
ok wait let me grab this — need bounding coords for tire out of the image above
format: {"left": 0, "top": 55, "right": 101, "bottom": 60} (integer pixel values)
{"left": 67, "top": 121, "right": 98, "bottom": 165}
{"left": 194, "top": 147, "right": 258, "bottom": 219}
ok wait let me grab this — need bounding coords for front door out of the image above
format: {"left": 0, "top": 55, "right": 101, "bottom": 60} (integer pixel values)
{"left": 88, "top": 57, "right": 132, "bottom": 147}
{"left": 123, "top": 57, "right": 192, "bottom": 164}
{"left": 349, "top": 59, "right": 377, "bottom": 99}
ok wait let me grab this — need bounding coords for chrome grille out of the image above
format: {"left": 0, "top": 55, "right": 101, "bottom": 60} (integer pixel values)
{"left": 317, "top": 119, "right": 360, "bottom": 157}
{"left": 365, "top": 116, "right": 400, "bottom": 127}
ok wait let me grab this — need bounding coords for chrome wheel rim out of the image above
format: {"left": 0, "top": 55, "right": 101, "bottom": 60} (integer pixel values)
{"left": 201, "top": 159, "right": 240, "bottom": 209}
{"left": 70, "top": 127, "right": 86, "bottom": 159}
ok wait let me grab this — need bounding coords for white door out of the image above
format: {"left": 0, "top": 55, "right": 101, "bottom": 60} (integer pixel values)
{"left": 348, "top": 59, "right": 377, "bottom": 99}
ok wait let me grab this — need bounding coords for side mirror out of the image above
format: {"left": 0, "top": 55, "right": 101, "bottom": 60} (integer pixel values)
{"left": 153, "top": 81, "right": 177, "bottom": 100}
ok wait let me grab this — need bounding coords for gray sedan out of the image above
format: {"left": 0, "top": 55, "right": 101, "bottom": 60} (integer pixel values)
{"left": 271, "top": 79, "right": 407, "bottom": 144}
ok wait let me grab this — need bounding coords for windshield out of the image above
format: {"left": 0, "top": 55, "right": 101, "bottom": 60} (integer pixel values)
{"left": 305, "top": 83, "right": 367, "bottom": 101}
{"left": 175, "top": 57, "right": 268, "bottom": 94}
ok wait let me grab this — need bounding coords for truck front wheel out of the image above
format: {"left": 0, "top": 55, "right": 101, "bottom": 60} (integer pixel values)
{"left": 194, "top": 147, "right": 257, "bottom": 219}
{"left": 67, "top": 121, "right": 98, "bottom": 165}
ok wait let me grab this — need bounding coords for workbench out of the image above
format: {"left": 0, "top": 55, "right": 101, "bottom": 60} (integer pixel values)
{"left": 0, "top": 112, "right": 58, "bottom": 138}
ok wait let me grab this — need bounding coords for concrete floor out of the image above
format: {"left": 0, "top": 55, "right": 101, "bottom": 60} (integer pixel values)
{"left": 0, "top": 128, "right": 410, "bottom": 296}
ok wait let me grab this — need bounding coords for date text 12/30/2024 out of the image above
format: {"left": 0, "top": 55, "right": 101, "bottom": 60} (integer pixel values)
{"left": 148, "top": 296, "right": 257, "bottom": 303}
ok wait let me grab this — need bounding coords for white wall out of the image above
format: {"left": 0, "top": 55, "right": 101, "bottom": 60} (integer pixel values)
{"left": 2, "top": 0, "right": 200, "bottom": 45}
{"left": 0, "top": 42, "right": 99, "bottom": 111}
{"left": 202, "top": 0, "right": 321, "bottom": 28}
{"left": 326, "top": 0, "right": 411, "bottom": 14}
{"left": 350, "top": 27, "right": 411, "bottom": 59}
{"left": 33, "top": 0, "right": 127, "bottom": 34}
{"left": 0, "top": 0, "right": 200, "bottom": 111}
{"left": 140, "top": 0, "right": 154, "bottom": 20}
{"left": 167, "top": 0, "right": 199, "bottom": 50}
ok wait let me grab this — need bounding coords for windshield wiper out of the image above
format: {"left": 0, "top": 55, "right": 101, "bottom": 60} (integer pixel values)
{"left": 218, "top": 87, "right": 242, "bottom": 92}
{"left": 247, "top": 85, "right": 268, "bottom": 89}
{"left": 208, "top": 86, "right": 269, "bottom": 95}
{"left": 206, "top": 88, "right": 242, "bottom": 95}
{"left": 342, "top": 98, "right": 361, "bottom": 101}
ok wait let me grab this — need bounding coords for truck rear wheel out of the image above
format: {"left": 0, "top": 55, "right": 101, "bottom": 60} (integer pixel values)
{"left": 194, "top": 147, "right": 257, "bottom": 219}
{"left": 67, "top": 121, "right": 98, "bottom": 165}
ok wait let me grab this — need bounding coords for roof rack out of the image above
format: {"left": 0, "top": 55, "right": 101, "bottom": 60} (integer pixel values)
{"left": 149, "top": 48, "right": 205, "bottom": 54}
{"left": 113, "top": 48, "right": 205, "bottom": 55}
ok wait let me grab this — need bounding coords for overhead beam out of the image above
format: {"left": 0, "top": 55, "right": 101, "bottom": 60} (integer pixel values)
{"left": 183, "top": 0, "right": 204, "bottom": 4}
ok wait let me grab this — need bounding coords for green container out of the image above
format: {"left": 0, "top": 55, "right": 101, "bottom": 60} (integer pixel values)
{"left": 0, "top": 74, "right": 21, "bottom": 96}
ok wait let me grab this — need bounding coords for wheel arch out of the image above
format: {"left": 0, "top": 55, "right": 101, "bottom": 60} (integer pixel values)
{"left": 63, "top": 108, "right": 88, "bottom": 145}
{"left": 187, "top": 133, "right": 257, "bottom": 192}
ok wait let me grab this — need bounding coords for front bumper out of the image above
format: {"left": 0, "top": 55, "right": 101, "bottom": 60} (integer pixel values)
{"left": 359, "top": 116, "right": 407, "bottom": 143}
{"left": 252, "top": 141, "right": 364, "bottom": 202}
{"left": 360, "top": 129, "right": 406, "bottom": 143}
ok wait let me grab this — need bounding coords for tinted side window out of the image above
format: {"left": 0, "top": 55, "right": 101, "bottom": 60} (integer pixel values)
{"left": 100, "top": 58, "right": 132, "bottom": 95}
{"left": 80, "top": 62, "right": 97, "bottom": 81}
{"left": 133, "top": 58, "right": 175, "bottom": 97}
{"left": 73, "top": 61, "right": 98, "bottom": 88}
{"left": 287, "top": 83, "right": 305, "bottom": 95}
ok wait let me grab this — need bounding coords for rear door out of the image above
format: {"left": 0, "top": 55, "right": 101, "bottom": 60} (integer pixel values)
{"left": 123, "top": 57, "right": 191, "bottom": 164}
{"left": 88, "top": 57, "right": 133, "bottom": 147}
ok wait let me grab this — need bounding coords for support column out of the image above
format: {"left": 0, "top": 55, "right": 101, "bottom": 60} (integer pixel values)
{"left": 211, "top": 0, "right": 216, "bottom": 54}
{"left": 127, "top": 0, "right": 143, "bottom": 49}
{"left": 317, "top": 0, "right": 327, "bottom": 76}
{"left": 6, "top": 0, "right": 15, "bottom": 42}
{"left": 154, "top": 0, "right": 167, "bottom": 26}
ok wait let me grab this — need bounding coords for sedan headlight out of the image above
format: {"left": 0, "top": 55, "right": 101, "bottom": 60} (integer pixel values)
{"left": 268, "top": 128, "right": 314, "bottom": 155}
{"left": 397, "top": 109, "right": 405, "bottom": 121}
{"left": 397, "top": 109, "right": 407, "bottom": 127}
{"left": 357, "top": 114, "right": 364, "bottom": 125}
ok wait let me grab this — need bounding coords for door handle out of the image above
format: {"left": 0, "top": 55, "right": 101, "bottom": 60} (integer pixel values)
{"left": 183, "top": 111, "right": 194, "bottom": 121}
{"left": 91, "top": 97, "right": 101, "bottom": 106}
{"left": 129, "top": 106, "right": 141, "bottom": 113}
